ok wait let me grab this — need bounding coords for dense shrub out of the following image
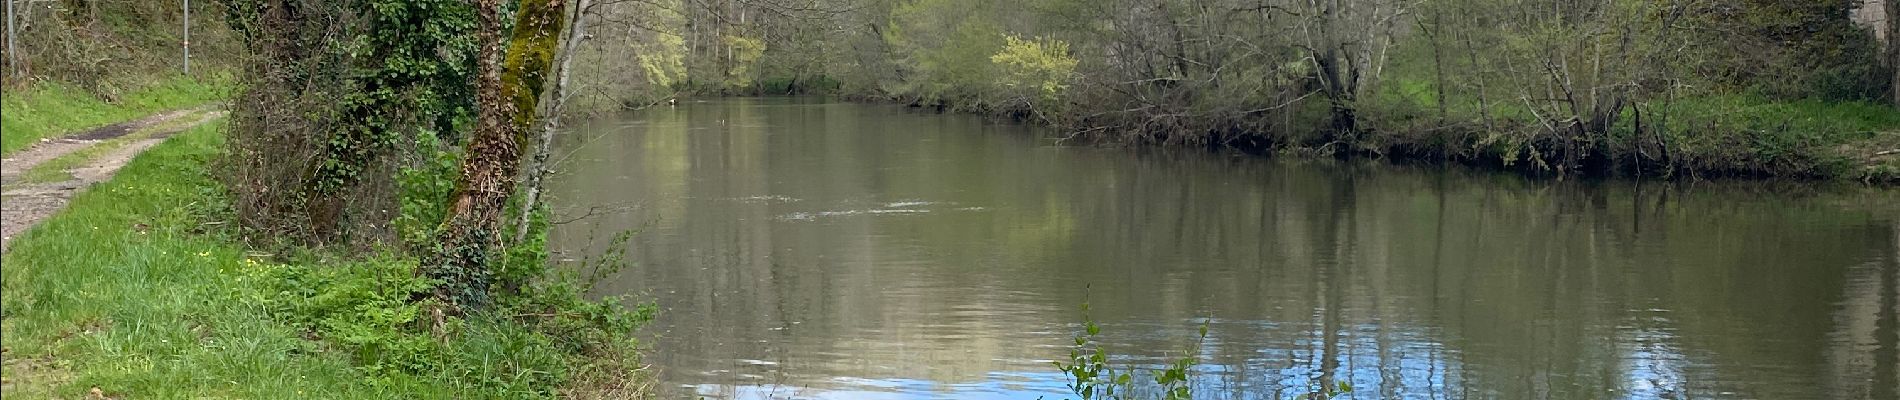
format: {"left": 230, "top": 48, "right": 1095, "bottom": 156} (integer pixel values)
{"left": 219, "top": 0, "right": 477, "bottom": 248}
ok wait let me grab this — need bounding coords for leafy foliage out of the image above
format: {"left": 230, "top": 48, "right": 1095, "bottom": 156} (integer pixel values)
{"left": 258, "top": 249, "right": 655, "bottom": 398}
{"left": 721, "top": 35, "right": 768, "bottom": 88}
{"left": 221, "top": 0, "right": 478, "bottom": 247}
{"left": 639, "top": 31, "right": 690, "bottom": 89}
{"left": 887, "top": 0, "right": 1007, "bottom": 108}
{"left": 991, "top": 35, "right": 1077, "bottom": 118}
{"left": 992, "top": 36, "right": 1076, "bottom": 98}
{"left": 396, "top": 130, "right": 465, "bottom": 247}
{"left": 1052, "top": 302, "right": 1212, "bottom": 400}
{"left": 211, "top": 1, "right": 654, "bottom": 397}
{"left": 1701, "top": 0, "right": 1891, "bottom": 101}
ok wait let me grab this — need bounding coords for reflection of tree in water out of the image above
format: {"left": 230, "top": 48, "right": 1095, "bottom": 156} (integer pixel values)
{"left": 1882, "top": 226, "right": 1899, "bottom": 400}
{"left": 546, "top": 100, "right": 1900, "bottom": 399}
{"left": 1105, "top": 173, "right": 1895, "bottom": 399}
{"left": 1832, "top": 221, "right": 1899, "bottom": 399}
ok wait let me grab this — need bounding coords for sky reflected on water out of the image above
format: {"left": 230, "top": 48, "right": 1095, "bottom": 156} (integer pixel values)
{"left": 550, "top": 97, "right": 1900, "bottom": 399}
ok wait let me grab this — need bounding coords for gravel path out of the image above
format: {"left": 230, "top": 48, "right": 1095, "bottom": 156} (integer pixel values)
{"left": 1, "top": 109, "right": 225, "bottom": 253}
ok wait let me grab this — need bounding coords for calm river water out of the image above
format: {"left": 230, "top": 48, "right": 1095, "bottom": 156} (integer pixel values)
{"left": 548, "top": 97, "right": 1900, "bottom": 399}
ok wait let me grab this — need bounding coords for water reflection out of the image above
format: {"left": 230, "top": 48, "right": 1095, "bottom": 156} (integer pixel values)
{"left": 548, "top": 97, "right": 1900, "bottom": 399}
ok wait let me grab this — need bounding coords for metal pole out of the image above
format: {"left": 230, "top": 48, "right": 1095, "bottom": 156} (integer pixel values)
{"left": 183, "top": 0, "right": 190, "bottom": 74}
{"left": 7, "top": 0, "right": 16, "bottom": 79}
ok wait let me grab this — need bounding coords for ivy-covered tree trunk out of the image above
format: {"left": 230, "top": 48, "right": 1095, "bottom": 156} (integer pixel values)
{"left": 305, "top": 102, "right": 392, "bottom": 241}
{"left": 422, "top": 0, "right": 565, "bottom": 310}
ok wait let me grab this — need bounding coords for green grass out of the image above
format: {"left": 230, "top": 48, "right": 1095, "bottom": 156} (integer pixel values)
{"left": 1652, "top": 95, "right": 1900, "bottom": 138}
{"left": 1, "top": 122, "right": 396, "bottom": 398}
{"left": 1366, "top": 75, "right": 1900, "bottom": 180}
{"left": 1623, "top": 95, "right": 1900, "bottom": 179}
{"left": 0, "top": 75, "right": 228, "bottom": 157}
{"left": 1, "top": 122, "right": 652, "bottom": 399}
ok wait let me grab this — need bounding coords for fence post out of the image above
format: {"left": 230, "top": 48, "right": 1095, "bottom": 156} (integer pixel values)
{"left": 183, "top": 0, "right": 191, "bottom": 74}
{"left": 6, "top": 0, "right": 16, "bottom": 79}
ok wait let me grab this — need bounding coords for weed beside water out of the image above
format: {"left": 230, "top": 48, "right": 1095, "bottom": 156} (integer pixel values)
{"left": 1051, "top": 301, "right": 1351, "bottom": 400}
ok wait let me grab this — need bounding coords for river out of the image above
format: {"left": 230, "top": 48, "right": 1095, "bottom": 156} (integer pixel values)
{"left": 547, "top": 97, "right": 1900, "bottom": 399}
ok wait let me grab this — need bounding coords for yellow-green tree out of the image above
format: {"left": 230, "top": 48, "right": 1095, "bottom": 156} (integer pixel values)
{"left": 991, "top": 35, "right": 1077, "bottom": 117}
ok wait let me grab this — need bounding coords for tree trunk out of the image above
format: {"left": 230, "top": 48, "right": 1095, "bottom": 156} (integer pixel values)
{"left": 1424, "top": 10, "right": 1447, "bottom": 123}
{"left": 1158, "top": 0, "right": 1189, "bottom": 79}
{"left": 1888, "top": 0, "right": 1899, "bottom": 107}
{"left": 1306, "top": 0, "right": 1365, "bottom": 144}
{"left": 515, "top": 0, "right": 590, "bottom": 245}
{"left": 422, "top": 0, "right": 566, "bottom": 310}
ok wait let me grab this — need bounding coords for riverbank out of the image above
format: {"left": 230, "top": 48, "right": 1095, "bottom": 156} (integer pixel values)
{"left": 1368, "top": 92, "right": 1900, "bottom": 183}
{"left": 1, "top": 119, "right": 654, "bottom": 398}
{"left": 845, "top": 90, "right": 1900, "bottom": 184}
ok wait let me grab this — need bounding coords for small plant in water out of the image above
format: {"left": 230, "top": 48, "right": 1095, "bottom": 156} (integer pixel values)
{"left": 1052, "top": 301, "right": 1202, "bottom": 400}
{"left": 1052, "top": 300, "right": 1352, "bottom": 400}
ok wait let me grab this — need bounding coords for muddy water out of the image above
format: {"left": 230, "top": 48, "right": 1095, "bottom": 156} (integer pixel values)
{"left": 548, "top": 97, "right": 1900, "bottom": 399}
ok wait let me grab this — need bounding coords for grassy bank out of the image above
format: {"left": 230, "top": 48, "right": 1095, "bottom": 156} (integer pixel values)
{"left": 848, "top": 84, "right": 1900, "bottom": 183}
{"left": 1, "top": 122, "right": 652, "bottom": 399}
{"left": 1, "top": 76, "right": 229, "bottom": 157}
{"left": 1364, "top": 87, "right": 1900, "bottom": 183}
{"left": 1647, "top": 96, "right": 1900, "bottom": 182}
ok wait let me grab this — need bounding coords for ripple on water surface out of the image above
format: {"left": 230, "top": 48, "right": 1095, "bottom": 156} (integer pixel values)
{"left": 549, "top": 97, "right": 1900, "bottom": 400}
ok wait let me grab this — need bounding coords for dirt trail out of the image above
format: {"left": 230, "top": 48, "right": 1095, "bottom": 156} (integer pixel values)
{"left": 0, "top": 109, "right": 226, "bottom": 253}
{"left": 0, "top": 107, "right": 209, "bottom": 183}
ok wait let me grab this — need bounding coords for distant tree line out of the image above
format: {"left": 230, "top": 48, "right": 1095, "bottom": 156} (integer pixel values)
{"left": 556, "top": 0, "right": 1899, "bottom": 178}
